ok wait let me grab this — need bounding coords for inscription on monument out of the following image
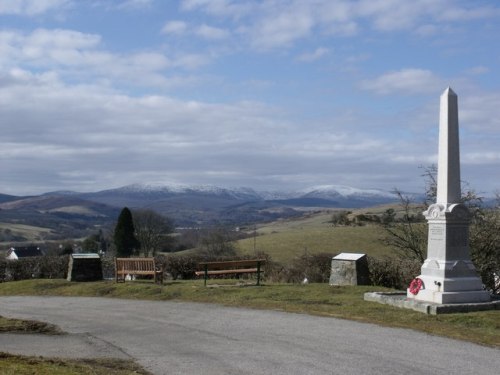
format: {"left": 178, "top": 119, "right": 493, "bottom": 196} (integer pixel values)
{"left": 429, "top": 226, "right": 444, "bottom": 241}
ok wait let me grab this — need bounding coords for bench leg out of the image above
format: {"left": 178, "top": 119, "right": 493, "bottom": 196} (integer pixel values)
{"left": 204, "top": 264, "right": 208, "bottom": 286}
{"left": 257, "top": 261, "right": 261, "bottom": 286}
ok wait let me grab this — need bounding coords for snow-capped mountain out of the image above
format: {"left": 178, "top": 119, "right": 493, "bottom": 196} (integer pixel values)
{"left": 0, "top": 183, "right": 409, "bottom": 229}
{"left": 298, "top": 185, "right": 398, "bottom": 200}
{"left": 77, "top": 183, "right": 402, "bottom": 208}
{"left": 86, "top": 183, "right": 399, "bottom": 202}
{"left": 85, "top": 183, "right": 263, "bottom": 201}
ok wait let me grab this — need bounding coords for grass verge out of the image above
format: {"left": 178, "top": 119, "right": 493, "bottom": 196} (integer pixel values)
{"left": 0, "top": 315, "right": 63, "bottom": 335}
{"left": 0, "top": 353, "right": 152, "bottom": 375}
{"left": 0, "top": 279, "right": 498, "bottom": 348}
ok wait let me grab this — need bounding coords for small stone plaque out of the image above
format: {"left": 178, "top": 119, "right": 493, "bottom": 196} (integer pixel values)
{"left": 329, "top": 253, "right": 369, "bottom": 286}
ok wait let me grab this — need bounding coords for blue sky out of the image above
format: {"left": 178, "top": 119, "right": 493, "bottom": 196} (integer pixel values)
{"left": 1, "top": 0, "right": 499, "bottom": 196}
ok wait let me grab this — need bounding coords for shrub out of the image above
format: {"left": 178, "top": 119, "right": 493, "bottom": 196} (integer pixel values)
{"left": 368, "top": 257, "right": 421, "bottom": 290}
{"left": 101, "top": 256, "right": 116, "bottom": 280}
{"left": 268, "top": 253, "right": 335, "bottom": 284}
{"left": 159, "top": 254, "right": 202, "bottom": 280}
{"left": 1, "top": 256, "right": 69, "bottom": 282}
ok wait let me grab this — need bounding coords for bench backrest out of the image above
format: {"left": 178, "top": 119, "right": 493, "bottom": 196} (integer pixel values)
{"left": 116, "top": 257, "right": 156, "bottom": 271}
{"left": 198, "top": 259, "right": 266, "bottom": 271}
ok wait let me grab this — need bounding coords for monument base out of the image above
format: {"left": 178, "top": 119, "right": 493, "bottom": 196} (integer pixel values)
{"left": 407, "top": 275, "right": 491, "bottom": 304}
{"left": 365, "top": 292, "right": 499, "bottom": 315}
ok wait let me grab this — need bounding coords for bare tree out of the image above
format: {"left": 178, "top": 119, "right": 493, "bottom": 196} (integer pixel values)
{"left": 200, "top": 226, "right": 237, "bottom": 258}
{"left": 469, "top": 193, "right": 500, "bottom": 294}
{"left": 382, "top": 190, "right": 427, "bottom": 262}
{"left": 133, "top": 210, "right": 174, "bottom": 257}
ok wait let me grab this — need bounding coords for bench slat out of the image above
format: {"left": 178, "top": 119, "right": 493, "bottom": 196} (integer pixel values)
{"left": 196, "top": 259, "right": 265, "bottom": 286}
{"left": 198, "top": 259, "right": 266, "bottom": 270}
{"left": 194, "top": 268, "right": 258, "bottom": 276}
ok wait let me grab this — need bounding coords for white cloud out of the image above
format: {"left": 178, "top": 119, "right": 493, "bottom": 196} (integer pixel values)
{"left": 414, "top": 24, "right": 439, "bottom": 37}
{"left": 0, "top": 28, "right": 210, "bottom": 87}
{"left": 0, "top": 0, "right": 69, "bottom": 16}
{"left": 250, "top": 5, "right": 315, "bottom": 50}
{"left": 116, "top": 0, "right": 153, "bottom": 10}
{"left": 360, "top": 68, "right": 444, "bottom": 95}
{"left": 195, "top": 24, "right": 230, "bottom": 40}
{"left": 177, "top": 0, "right": 500, "bottom": 50}
{"left": 161, "top": 20, "right": 188, "bottom": 35}
{"left": 162, "top": 21, "right": 229, "bottom": 42}
{"left": 2, "top": 1, "right": 500, "bottom": 195}
{"left": 466, "top": 66, "right": 489, "bottom": 76}
{"left": 181, "top": 0, "right": 254, "bottom": 19}
{"left": 0, "top": 67, "right": 432, "bottom": 195}
{"left": 297, "top": 47, "right": 329, "bottom": 62}
{"left": 0, "top": 28, "right": 101, "bottom": 68}
{"left": 461, "top": 92, "right": 500, "bottom": 133}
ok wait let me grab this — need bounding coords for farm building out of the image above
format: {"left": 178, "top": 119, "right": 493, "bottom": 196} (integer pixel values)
{"left": 5, "top": 246, "right": 43, "bottom": 260}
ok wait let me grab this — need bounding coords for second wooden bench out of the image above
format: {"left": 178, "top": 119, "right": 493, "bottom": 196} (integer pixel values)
{"left": 195, "top": 259, "right": 266, "bottom": 286}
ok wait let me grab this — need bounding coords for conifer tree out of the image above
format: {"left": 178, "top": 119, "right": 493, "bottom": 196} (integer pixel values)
{"left": 114, "top": 207, "right": 140, "bottom": 257}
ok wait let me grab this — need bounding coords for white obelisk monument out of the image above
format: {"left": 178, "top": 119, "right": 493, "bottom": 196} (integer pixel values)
{"left": 408, "top": 88, "right": 490, "bottom": 304}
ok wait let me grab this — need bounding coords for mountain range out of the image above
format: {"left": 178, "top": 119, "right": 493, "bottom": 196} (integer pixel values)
{"left": 0, "top": 184, "right": 408, "bottom": 241}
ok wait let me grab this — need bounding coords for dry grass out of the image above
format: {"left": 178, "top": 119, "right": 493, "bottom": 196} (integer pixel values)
{"left": 0, "top": 316, "right": 63, "bottom": 335}
{"left": 0, "top": 353, "right": 152, "bottom": 375}
{"left": 237, "top": 211, "right": 394, "bottom": 262}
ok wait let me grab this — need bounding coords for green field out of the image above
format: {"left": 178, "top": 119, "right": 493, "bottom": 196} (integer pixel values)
{"left": 236, "top": 210, "right": 395, "bottom": 262}
{"left": 0, "top": 222, "right": 53, "bottom": 243}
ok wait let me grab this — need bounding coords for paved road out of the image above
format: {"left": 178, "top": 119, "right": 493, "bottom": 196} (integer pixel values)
{"left": 1, "top": 296, "right": 498, "bottom": 375}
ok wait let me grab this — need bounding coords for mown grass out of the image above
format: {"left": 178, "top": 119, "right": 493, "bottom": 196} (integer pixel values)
{"left": 0, "top": 353, "right": 152, "bottom": 375}
{"left": 0, "top": 279, "right": 498, "bottom": 348}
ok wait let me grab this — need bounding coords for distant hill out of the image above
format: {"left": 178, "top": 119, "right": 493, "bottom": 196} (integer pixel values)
{"left": 0, "top": 194, "right": 120, "bottom": 242}
{"left": 0, "top": 193, "right": 21, "bottom": 204}
{"left": 0, "top": 183, "right": 409, "bottom": 240}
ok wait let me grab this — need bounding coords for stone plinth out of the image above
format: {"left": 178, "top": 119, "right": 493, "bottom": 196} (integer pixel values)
{"left": 409, "top": 203, "right": 490, "bottom": 304}
{"left": 365, "top": 292, "right": 499, "bottom": 315}
{"left": 329, "top": 253, "right": 369, "bottom": 286}
{"left": 67, "top": 253, "right": 103, "bottom": 282}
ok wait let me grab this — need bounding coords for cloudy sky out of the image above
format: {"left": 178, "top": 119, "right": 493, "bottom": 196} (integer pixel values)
{"left": 1, "top": 0, "right": 499, "bottom": 196}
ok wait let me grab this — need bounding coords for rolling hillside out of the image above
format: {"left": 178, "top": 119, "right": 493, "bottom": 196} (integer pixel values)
{"left": 236, "top": 210, "right": 396, "bottom": 263}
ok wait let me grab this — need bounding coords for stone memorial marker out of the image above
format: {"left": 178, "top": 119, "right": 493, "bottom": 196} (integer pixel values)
{"left": 67, "top": 253, "right": 103, "bottom": 282}
{"left": 329, "top": 253, "right": 369, "bottom": 286}
{"left": 407, "top": 88, "right": 490, "bottom": 304}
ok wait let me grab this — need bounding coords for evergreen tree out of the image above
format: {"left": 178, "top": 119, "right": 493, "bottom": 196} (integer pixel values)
{"left": 114, "top": 207, "right": 140, "bottom": 257}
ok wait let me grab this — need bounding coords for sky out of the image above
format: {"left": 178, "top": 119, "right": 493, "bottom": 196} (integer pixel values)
{"left": 1, "top": 0, "right": 499, "bottom": 197}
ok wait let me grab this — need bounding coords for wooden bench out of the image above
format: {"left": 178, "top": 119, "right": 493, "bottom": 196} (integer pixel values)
{"left": 115, "top": 257, "right": 163, "bottom": 284}
{"left": 195, "top": 259, "right": 266, "bottom": 286}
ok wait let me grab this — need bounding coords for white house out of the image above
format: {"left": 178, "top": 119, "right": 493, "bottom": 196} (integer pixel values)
{"left": 5, "top": 246, "right": 43, "bottom": 260}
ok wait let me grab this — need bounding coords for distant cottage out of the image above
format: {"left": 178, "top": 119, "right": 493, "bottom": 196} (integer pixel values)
{"left": 5, "top": 246, "right": 43, "bottom": 260}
